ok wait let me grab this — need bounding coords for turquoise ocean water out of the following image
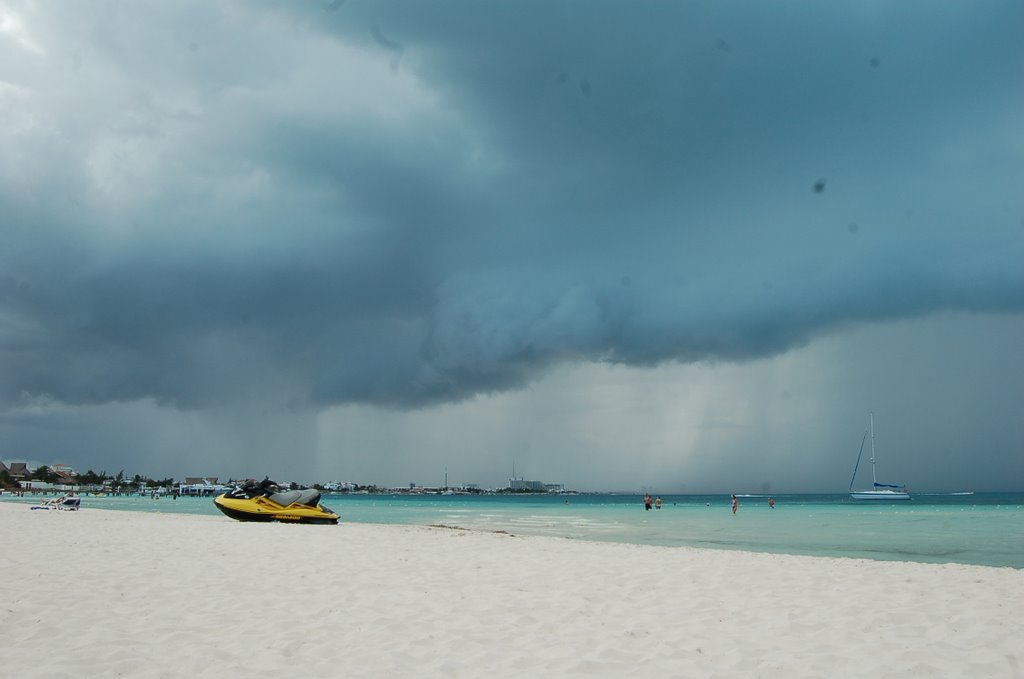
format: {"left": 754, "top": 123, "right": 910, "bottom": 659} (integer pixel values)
{"left": 3, "top": 491, "right": 1021, "bottom": 568}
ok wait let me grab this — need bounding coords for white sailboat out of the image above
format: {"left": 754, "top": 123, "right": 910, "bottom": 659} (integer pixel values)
{"left": 849, "top": 412, "right": 910, "bottom": 500}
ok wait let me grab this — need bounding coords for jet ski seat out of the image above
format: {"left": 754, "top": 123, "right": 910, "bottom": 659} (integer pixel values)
{"left": 268, "top": 489, "right": 321, "bottom": 507}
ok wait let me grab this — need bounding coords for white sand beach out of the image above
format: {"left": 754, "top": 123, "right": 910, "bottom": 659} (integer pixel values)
{"left": 1, "top": 503, "right": 1021, "bottom": 678}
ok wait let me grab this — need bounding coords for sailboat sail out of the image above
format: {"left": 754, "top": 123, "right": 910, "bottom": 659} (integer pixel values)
{"left": 848, "top": 430, "right": 868, "bottom": 492}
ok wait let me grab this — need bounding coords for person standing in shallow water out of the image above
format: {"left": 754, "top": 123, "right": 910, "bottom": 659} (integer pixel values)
{"left": 644, "top": 494, "right": 652, "bottom": 511}
{"left": 731, "top": 494, "right": 738, "bottom": 515}
{"left": 768, "top": 497, "right": 775, "bottom": 509}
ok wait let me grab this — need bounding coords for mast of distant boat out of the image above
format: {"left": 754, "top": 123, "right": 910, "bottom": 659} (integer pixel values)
{"left": 869, "top": 411, "right": 877, "bottom": 488}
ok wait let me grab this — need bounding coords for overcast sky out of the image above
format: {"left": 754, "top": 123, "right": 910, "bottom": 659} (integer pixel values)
{"left": 1, "top": 1, "right": 1022, "bottom": 492}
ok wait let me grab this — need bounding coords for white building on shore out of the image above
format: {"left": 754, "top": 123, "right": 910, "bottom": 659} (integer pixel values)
{"left": 178, "top": 477, "right": 232, "bottom": 496}
{"left": 508, "top": 478, "right": 564, "bottom": 493}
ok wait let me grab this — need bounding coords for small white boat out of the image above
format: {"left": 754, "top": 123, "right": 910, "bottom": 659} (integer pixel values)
{"left": 849, "top": 413, "right": 910, "bottom": 500}
{"left": 850, "top": 488, "right": 910, "bottom": 500}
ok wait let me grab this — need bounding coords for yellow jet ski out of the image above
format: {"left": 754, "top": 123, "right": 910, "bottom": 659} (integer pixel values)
{"left": 214, "top": 478, "right": 339, "bottom": 525}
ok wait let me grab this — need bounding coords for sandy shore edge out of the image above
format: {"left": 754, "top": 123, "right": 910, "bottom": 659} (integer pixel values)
{"left": 1, "top": 503, "right": 1021, "bottom": 678}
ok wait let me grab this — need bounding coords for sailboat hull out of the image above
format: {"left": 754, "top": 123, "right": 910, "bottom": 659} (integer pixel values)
{"left": 850, "top": 490, "right": 910, "bottom": 500}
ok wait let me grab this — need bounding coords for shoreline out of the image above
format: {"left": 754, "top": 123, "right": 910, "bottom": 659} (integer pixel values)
{"left": 3, "top": 503, "right": 1023, "bottom": 677}
{"left": 3, "top": 491, "right": 1021, "bottom": 569}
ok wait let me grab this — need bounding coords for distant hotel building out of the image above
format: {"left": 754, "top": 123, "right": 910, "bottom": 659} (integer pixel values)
{"left": 508, "top": 478, "right": 564, "bottom": 493}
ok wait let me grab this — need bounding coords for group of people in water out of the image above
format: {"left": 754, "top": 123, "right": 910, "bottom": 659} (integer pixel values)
{"left": 643, "top": 494, "right": 663, "bottom": 510}
{"left": 644, "top": 493, "right": 776, "bottom": 513}
{"left": 732, "top": 495, "right": 776, "bottom": 513}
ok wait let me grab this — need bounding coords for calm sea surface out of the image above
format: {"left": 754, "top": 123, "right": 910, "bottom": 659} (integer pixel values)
{"left": 3, "top": 491, "right": 1021, "bottom": 568}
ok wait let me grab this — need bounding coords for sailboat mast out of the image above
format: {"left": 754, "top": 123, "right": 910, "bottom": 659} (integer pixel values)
{"left": 869, "top": 412, "right": 877, "bottom": 486}
{"left": 851, "top": 411, "right": 909, "bottom": 500}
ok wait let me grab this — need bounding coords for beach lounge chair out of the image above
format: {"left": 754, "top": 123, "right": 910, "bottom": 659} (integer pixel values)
{"left": 30, "top": 495, "right": 81, "bottom": 511}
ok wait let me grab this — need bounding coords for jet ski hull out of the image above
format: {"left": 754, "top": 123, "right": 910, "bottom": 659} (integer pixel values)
{"left": 213, "top": 494, "right": 339, "bottom": 525}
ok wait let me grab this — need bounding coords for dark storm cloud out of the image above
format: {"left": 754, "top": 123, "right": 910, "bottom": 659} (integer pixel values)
{"left": 1, "top": 0, "right": 1022, "bottom": 414}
